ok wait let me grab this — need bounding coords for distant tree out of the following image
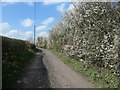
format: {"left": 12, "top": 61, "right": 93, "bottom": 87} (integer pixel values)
{"left": 36, "top": 37, "right": 47, "bottom": 49}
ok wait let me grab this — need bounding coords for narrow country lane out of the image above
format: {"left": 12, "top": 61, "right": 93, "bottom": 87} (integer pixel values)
{"left": 42, "top": 49, "right": 95, "bottom": 88}
{"left": 12, "top": 49, "right": 95, "bottom": 88}
{"left": 2, "top": 2, "right": 119, "bottom": 89}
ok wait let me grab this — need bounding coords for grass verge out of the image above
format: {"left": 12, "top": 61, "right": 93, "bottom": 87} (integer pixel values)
{"left": 2, "top": 50, "right": 36, "bottom": 88}
{"left": 49, "top": 49, "right": 119, "bottom": 88}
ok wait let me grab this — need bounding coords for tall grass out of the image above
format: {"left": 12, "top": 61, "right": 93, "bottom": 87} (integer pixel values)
{"left": 50, "top": 49, "right": 119, "bottom": 88}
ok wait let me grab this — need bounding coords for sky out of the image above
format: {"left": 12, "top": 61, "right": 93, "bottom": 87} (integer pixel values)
{"left": 0, "top": 1, "right": 73, "bottom": 41}
{"left": 0, "top": 0, "right": 118, "bottom": 42}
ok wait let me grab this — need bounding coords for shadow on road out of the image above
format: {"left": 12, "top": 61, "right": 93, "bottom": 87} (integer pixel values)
{"left": 10, "top": 49, "right": 51, "bottom": 88}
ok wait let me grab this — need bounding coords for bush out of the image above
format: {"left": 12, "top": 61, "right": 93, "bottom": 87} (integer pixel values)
{"left": 49, "top": 2, "right": 120, "bottom": 87}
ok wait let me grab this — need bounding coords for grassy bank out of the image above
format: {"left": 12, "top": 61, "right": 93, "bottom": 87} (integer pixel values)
{"left": 2, "top": 36, "right": 37, "bottom": 88}
{"left": 50, "top": 49, "right": 119, "bottom": 88}
{"left": 2, "top": 50, "right": 35, "bottom": 88}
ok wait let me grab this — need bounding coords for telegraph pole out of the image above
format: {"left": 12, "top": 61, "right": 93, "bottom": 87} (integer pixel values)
{"left": 34, "top": 2, "right": 36, "bottom": 45}
{"left": 34, "top": 25, "right": 36, "bottom": 45}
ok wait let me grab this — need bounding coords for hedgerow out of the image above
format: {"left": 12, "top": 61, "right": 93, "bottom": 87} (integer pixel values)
{"left": 2, "top": 36, "right": 36, "bottom": 88}
{"left": 49, "top": 2, "right": 120, "bottom": 88}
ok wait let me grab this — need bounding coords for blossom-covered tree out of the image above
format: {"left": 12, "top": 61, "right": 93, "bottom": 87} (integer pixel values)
{"left": 49, "top": 2, "right": 120, "bottom": 88}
